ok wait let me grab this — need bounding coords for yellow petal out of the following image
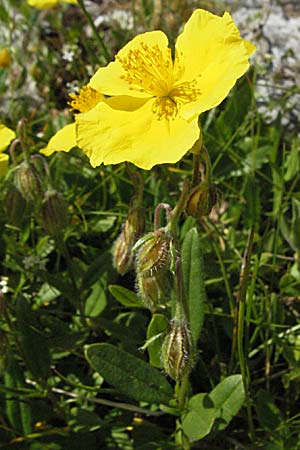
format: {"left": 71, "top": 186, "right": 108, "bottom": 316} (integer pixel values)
{"left": 76, "top": 99, "right": 200, "bottom": 170}
{"left": 0, "top": 124, "right": 16, "bottom": 152}
{"left": 27, "top": 0, "right": 77, "bottom": 8}
{"left": 40, "top": 123, "right": 77, "bottom": 156}
{"left": 175, "top": 9, "right": 256, "bottom": 119}
{"left": 0, "top": 153, "right": 8, "bottom": 177}
{"left": 89, "top": 31, "right": 169, "bottom": 98}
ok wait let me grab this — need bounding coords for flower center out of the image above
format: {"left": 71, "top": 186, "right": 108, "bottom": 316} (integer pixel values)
{"left": 117, "top": 43, "right": 202, "bottom": 120}
{"left": 117, "top": 43, "right": 174, "bottom": 97}
{"left": 68, "top": 85, "right": 103, "bottom": 113}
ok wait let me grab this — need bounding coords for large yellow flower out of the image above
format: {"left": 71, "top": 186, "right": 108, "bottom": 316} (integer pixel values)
{"left": 74, "top": 9, "right": 255, "bottom": 170}
{"left": 27, "top": 0, "right": 77, "bottom": 9}
{"left": 41, "top": 86, "right": 104, "bottom": 156}
{"left": 0, "top": 124, "right": 16, "bottom": 176}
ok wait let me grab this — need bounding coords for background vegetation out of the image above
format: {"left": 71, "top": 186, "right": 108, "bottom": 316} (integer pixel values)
{"left": 0, "top": 0, "right": 300, "bottom": 449}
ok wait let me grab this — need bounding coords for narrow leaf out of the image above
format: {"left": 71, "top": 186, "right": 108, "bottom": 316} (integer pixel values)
{"left": 146, "top": 314, "right": 169, "bottom": 368}
{"left": 85, "top": 343, "right": 173, "bottom": 404}
{"left": 181, "top": 228, "right": 205, "bottom": 343}
{"left": 16, "top": 296, "right": 51, "bottom": 381}
{"left": 109, "top": 284, "right": 145, "bottom": 308}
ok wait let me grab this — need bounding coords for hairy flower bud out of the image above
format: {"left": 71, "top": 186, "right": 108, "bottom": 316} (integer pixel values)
{"left": 15, "top": 161, "right": 43, "bottom": 203}
{"left": 161, "top": 317, "right": 193, "bottom": 380}
{"left": 5, "top": 187, "right": 27, "bottom": 226}
{"left": 134, "top": 229, "right": 175, "bottom": 311}
{"left": 113, "top": 206, "right": 145, "bottom": 275}
{"left": 185, "top": 182, "right": 217, "bottom": 218}
{"left": 41, "top": 190, "right": 69, "bottom": 235}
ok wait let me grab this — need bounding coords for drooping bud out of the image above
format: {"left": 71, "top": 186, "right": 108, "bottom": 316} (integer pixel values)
{"left": 113, "top": 206, "right": 145, "bottom": 275}
{"left": 5, "top": 187, "right": 27, "bottom": 226}
{"left": 15, "top": 161, "right": 43, "bottom": 203}
{"left": 185, "top": 181, "right": 217, "bottom": 218}
{"left": 161, "top": 316, "right": 193, "bottom": 380}
{"left": 134, "top": 229, "right": 175, "bottom": 311}
{"left": 40, "top": 190, "right": 69, "bottom": 235}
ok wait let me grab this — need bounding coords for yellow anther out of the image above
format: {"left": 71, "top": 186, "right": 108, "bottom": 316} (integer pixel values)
{"left": 118, "top": 42, "right": 202, "bottom": 121}
{"left": 68, "top": 85, "right": 103, "bottom": 113}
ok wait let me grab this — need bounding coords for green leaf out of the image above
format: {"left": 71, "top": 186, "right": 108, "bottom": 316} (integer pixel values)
{"left": 272, "top": 166, "right": 284, "bottom": 217}
{"left": 291, "top": 198, "right": 300, "bottom": 255}
{"left": 84, "top": 279, "right": 107, "bottom": 317}
{"left": 146, "top": 314, "right": 169, "bottom": 368}
{"left": 181, "top": 228, "right": 205, "bottom": 344}
{"left": 109, "top": 284, "right": 145, "bottom": 308}
{"left": 4, "top": 358, "right": 32, "bottom": 435}
{"left": 284, "top": 138, "right": 300, "bottom": 181}
{"left": 182, "top": 393, "right": 215, "bottom": 441}
{"left": 85, "top": 343, "right": 173, "bottom": 404}
{"left": 256, "top": 389, "right": 282, "bottom": 431}
{"left": 16, "top": 296, "right": 51, "bottom": 381}
{"left": 209, "top": 374, "right": 245, "bottom": 431}
{"left": 182, "top": 375, "right": 244, "bottom": 442}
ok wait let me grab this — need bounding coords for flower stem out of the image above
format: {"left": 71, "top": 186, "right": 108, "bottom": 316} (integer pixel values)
{"left": 236, "top": 226, "right": 255, "bottom": 440}
{"left": 168, "top": 178, "right": 189, "bottom": 231}
{"left": 76, "top": 0, "right": 110, "bottom": 62}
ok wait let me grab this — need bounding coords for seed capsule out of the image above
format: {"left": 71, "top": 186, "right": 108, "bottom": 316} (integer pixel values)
{"left": 161, "top": 317, "right": 193, "bottom": 380}
{"left": 15, "top": 161, "right": 43, "bottom": 203}
{"left": 185, "top": 182, "right": 217, "bottom": 218}
{"left": 113, "top": 206, "right": 145, "bottom": 275}
{"left": 5, "top": 187, "right": 27, "bottom": 226}
{"left": 41, "top": 190, "right": 69, "bottom": 235}
{"left": 134, "top": 229, "right": 175, "bottom": 311}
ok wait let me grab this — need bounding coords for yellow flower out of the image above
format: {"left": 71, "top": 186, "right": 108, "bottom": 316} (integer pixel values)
{"left": 73, "top": 9, "right": 255, "bottom": 170}
{"left": 27, "top": 0, "right": 77, "bottom": 9}
{"left": 41, "top": 86, "right": 104, "bottom": 156}
{"left": 0, "top": 124, "right": 16, "bottom": 176}
{"left": 0, "top": 48, "right": 10, "bottom": 68}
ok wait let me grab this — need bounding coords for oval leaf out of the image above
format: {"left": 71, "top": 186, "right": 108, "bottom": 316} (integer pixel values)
{"left": 210, "top": 374, "right": 245, "bottom": 431}
{"left": 182, "top": 393, "right": 215, "bottom": 441}
{"left": 85, "top": 343, "right": 173, "bottom": 404}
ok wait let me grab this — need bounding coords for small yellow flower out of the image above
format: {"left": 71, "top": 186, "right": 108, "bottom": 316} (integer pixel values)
{"left": 41, "top": 86, "right": 104, "bottom": 156}
{"left": 0, "top": 124, "right": 16, "bottom": 176}
{"left": 27, "top": 0, "right": 77, "bottom": 9}
{"left": 74, "top": 9, "right": 255, "bottom": 170}
{"left": 0, "top": 48, "right": 10, "bottom": 68}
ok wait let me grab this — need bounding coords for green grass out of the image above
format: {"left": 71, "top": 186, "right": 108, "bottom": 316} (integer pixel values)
{"left": 0, "top": 1, "right": 300, "bottom": 449}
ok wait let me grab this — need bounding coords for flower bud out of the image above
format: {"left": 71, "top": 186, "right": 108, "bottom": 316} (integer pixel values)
{"left": 185, "top": 182, "right": 217, "bottom": 218}
{"left": 5, "top": 187, "right": 27, "bottom": 226}
{"left": 113, "top": 206, "right": 145, "bottom": 275}
{"left": 41, "top": 190, "right": 69, "bottom": 235}
{"left": 15, "top": 161, "right": 43, "bottom": 203}
{"left": 161, "top": 317, "right": 193, "bottom": 380}
{"left": 0, "top": 48, "right": 10, "bottom": 68}
{"left": 134, "top": 229, "right": 174, "bottom": 311}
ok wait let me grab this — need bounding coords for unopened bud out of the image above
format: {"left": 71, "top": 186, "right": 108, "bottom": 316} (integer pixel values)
{"left": 161, "top": 317, "right": 193, "bottom": 380}
{"left": 41, "top": 190, "right": 69, "bottom": 235}
{"left": 15, "top": 161, "right": 43, "bottom": 203}
{"left": 0, "top": 48, "right": 10, "bottom": 68}
{"left": 185, "top": 182, "right": 217, "bottom": 218}
{"left": 134, "top": 229, "right": 175, "bottom": 311}
{"left": 5, "top": 187, "right": 27, "bottom": 226}
{"left": 113, "top": 206, "right": 145, "bottom": 275}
